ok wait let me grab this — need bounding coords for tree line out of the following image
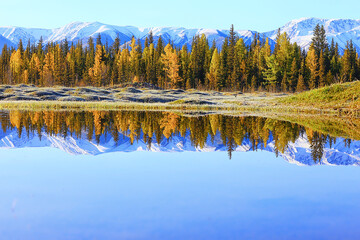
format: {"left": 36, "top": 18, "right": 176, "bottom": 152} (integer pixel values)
{"left": 0, "top": 24, "right": 359, "bottom": 92}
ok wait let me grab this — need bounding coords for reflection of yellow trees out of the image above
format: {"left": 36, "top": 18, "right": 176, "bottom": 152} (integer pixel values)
{"left": 0, "top": 110, "right": 352, "bottom": 162}
{"left": 10, "top": 111, "right": 22, "bottom": 130}
{"left": 209, "top": 115, "right": 219, "bottom": 136}
{"left": 31, "top": 112, "right": 41, "bottom": 125}
{"left": 160, "top": 113, "right": 179, "bottom": 139}
{"left": 93, "top": 111, "right": 103, "bottom": 137}
{"left": 265, "top": 119, "right": 301, "bottom": 154}
{"left": 306, "top": 128, "right": 314, "bottom": 143}
{"left": 128, "top": 113, "right": 141, "bottom": 144}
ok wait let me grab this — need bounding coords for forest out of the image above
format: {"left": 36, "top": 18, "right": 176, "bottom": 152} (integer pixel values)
{"left": 0, "top": 24, "right": 359, "bottom": 92}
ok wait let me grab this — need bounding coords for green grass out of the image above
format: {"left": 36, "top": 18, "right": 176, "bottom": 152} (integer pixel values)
{"left": 280, "top": 81, "right": 360, "bottom": 112}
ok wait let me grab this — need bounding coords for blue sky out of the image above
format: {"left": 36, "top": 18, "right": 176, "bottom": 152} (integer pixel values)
{"left": 1, "top": 0, "right": 360, "bottom": 31}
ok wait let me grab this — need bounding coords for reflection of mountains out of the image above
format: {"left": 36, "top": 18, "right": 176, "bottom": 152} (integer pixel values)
{"left": 0, "top": 129, "right": 359, "bottom": 166}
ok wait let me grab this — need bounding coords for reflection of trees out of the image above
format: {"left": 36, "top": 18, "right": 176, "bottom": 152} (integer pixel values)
{"left": 309, "top": 132, "right": 327, "bottom": 163}
{"left": 0, "top": 110, "right": 350, "bottom": 162}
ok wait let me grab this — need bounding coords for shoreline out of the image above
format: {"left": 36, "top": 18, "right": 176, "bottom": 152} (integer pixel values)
{"left": 0, "top": 83, "right": 358, "bottom": 117}
{"left": 0, "top": 99, "right": 356, "bottom": 117}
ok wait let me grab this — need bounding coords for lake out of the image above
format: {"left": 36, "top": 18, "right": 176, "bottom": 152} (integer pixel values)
{"left": 0, "top": 110, "right": 359, "bottom": 240}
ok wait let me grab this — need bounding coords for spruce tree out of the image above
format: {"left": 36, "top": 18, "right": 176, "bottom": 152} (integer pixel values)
{"left": 312, "top": 24, "right": 328, "bottom": 56}
{"left": 148, "top": 31, "right": 154, "bottom": 45}
{"left": 96, "top": 33, "right": 102, "bottom": 46}
{"left": 318, "top": 52, "right": 326, "bottom": 87}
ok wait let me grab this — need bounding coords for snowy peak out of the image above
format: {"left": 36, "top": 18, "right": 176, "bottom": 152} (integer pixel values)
{"left": 264, "top": 17, "right": 360, "bottom": 52}
{"left": 1, "top": 18, "right": 360, "bottom": 52}
{"left": 0, "top": 26, "right": 52, "bottom": 45}
{"left": 0, "top": 21, "right": 270, "bottom": 49}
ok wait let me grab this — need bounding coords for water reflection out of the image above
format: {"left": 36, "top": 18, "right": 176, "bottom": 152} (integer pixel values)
{"left": 0, "top": 110, "right": 359, "bottom": 165}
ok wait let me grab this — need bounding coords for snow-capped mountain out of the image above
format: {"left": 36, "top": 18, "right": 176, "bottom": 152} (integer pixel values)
{"left": 264, "top": 17, "right": 360, "bottom": 52}
{"left": 1, "top": 18, "right": 360, "bottom": 53}
{"left": 0, "top": 128, "right": 359, "bottom": 167}
{"left": 0, "top": 21, "right": 270, "bottom": 49}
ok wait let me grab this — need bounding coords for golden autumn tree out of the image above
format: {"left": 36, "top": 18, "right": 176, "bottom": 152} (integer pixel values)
{"left": 117, "top": 48, "right": 131, "bottom": 84}
{"left": 89, "top": 45, "right": 108, "bottom": 86}
{"left": 161, "top": 44, "right": 182, "bottom": 89}
{"left": 306, "top": 43, "right": 319, "bottom": 89}
{"left": 9, "top": 49, "right": 23, "bottom": 84}
{"left": 29, "top": 53, "right": 42, "bottom": 85}
{"left": 129, "top": 37, "right": 142, "bottom": 82}
{"left": 206, "top": 49, "right": 220, "bottom": 90}
{"left": 42, "top": 50, "right": 55, "bottom": 86}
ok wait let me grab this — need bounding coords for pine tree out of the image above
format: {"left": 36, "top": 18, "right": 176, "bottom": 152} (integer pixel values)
{"left": 148, "top": 31, "right": 154, "bottom": 45}
{"left": 263, "top": 55, "right": 280, "bottom": 91}
{"left": 155, "top": 36, "right": 165, "bottom": 87}
{"left": 318, "top": 52, "right": 326, "bottom": 87}
{"left": 218, "top": 38, "right": 229, "bottom": 90}
{"left": 18, "top": 39, "right": 24, "bottom": 57}
{"left": 96, "top": 33, "right": 102, "bottom": 46}
{"left": 37, "top": 37, "right": 44, "bottom": 61}
{"left": 179, "top": 45, "right": 190, "bottom": 89}
{"left": 227, "top": 24, "right": 237, "bottom": 77}
{"left": 341, "top": 40, "right": 356, "bottom": 82}
{"left": 312, "top": 24, "right": 328, "bottom": 56}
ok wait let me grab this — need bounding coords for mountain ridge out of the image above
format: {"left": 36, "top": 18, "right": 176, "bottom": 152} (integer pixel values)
{"left": 264, "top": 17, "right": 360, "bottom": 52}
{"left": 1, "top": 18, "right": 360, "bottom": 52}
{"left": 0, "top": 21, "right": 266, "bottom": 49}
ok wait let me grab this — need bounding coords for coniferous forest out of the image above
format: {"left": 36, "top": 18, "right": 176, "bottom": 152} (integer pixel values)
{"left": 0, "top": 24, "right": 359, "bottom": 92}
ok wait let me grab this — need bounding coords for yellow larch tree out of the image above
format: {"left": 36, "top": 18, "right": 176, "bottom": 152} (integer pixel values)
{"left": 161, "top": 44, "right": 182, "bottom": 88}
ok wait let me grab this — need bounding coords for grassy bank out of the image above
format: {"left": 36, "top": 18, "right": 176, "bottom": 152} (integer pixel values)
{"left": 279, "top": 81, "right": 360, "bottom": 114}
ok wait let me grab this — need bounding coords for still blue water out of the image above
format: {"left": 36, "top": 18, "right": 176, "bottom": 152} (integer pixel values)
{"left": 0, "top": 148, "right": 359, "bottom": 240}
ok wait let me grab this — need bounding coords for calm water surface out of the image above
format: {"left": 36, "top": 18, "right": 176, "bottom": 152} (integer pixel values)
{"left": 0, "top": 110, "right": 359, "bottom": 240}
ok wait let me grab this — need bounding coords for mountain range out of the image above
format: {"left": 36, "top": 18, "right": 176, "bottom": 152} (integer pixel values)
{"left": 1, "top": 18, "right": 360, "bottom": 53}
{"left": 0, "top": 128, "right": 359, "bottom": 166}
